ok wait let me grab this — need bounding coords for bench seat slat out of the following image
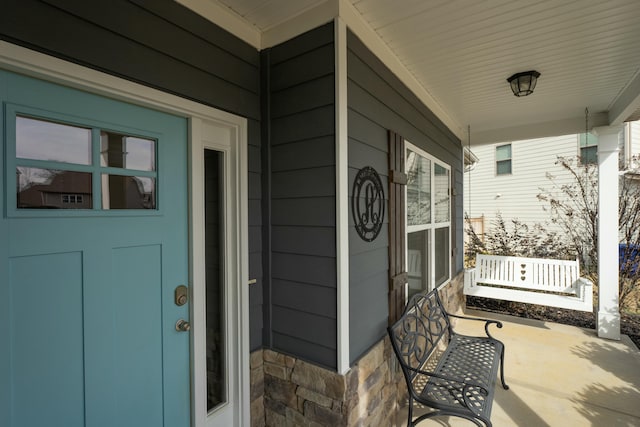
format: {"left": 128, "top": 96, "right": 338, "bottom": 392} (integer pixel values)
{"left": 422, "top": 334, "right": 502, "bottom": 419}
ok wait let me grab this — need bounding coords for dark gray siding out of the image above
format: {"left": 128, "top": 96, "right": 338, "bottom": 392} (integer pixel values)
{"left": 347, "top": 31, "right": 463, "bottom": 363}
{"left": 0, "top": 0, "right": 265, "bottom": 350}
{"left": 263, "top": 23, "right": 337, "bottom": 369}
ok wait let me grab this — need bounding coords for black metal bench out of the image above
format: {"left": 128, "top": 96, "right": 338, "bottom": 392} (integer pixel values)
{"left": 388, "top": 289, "right": 509, "bottom": 427}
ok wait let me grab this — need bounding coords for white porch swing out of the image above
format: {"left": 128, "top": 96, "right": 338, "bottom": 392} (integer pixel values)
{"left": 462, "top": 120, "right": 594, "bottom": 312}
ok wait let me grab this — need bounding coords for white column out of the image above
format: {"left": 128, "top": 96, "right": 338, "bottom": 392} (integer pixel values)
{"left": 335, "top": 17, "right": 350, "bottom": 373}
{"left": 593, "top": 125, "right": 621, "bottom": 340}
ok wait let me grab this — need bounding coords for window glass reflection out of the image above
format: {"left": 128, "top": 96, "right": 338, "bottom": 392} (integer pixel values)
{"left": 17, "top": 167, "right": 92, "bottom": 209}
{"left": 17, "top": 116, "right": 91, "bottom": 165}
{"left": 434, "top": 164, "right": 450, "bottom": 223}
{"left": 101, "top": 174, "right": 155, "bottom": 209}
{"left": 100, "top": 131, "right": 155, "bottom": 171}
{"left": 407, "top": 150, "right": 431, "bottom": 226}
{"left": 408, "top": 230, "right": 430, "bottom": 297}
{"left": 205, "top": 149, "right": 226, "bottom": 412}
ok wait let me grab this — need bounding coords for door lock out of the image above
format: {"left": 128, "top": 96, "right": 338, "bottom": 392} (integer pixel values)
{"left": 174, "top": 285, "right": 188, "bottom": 306}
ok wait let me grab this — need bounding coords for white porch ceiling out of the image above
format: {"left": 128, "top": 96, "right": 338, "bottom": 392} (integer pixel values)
{"left": 181, "top": 0, "right": 640, "bottom": 144}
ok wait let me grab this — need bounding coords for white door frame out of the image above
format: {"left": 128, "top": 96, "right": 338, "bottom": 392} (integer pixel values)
{"left": 189, "top": 119, "right": 249, "bottom": 426}
{"left": 0, "top": 41, "right": 250, "bottom": 427}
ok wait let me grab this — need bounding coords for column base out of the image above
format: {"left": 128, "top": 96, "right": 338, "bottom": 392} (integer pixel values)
{"left": 597, "top": 311, "right": 621, "bottom": 340}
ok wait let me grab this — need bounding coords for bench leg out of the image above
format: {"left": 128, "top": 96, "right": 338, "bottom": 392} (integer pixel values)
{"left": 407, "top": 395, "right": 414, "bottom": 427}
{"left": 499, "top": 345, "right": 509, "bottom": 390}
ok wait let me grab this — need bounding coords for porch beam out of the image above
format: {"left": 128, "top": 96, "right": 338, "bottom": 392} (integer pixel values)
{"left": 472, "top": 113, "right": 609, "bottom": 145}
{"left": 609, "top": 70, "right": 640, "bottom": 125}
{"left": 594, "top": 125, "right": 622, "bottom": 340}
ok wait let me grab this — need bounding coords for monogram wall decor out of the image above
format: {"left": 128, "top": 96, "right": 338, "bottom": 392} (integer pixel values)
{"left": 352, "top": 166, "right": 385, "bottom": 242}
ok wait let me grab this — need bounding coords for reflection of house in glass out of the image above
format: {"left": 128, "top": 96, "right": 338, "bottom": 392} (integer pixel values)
{"left": 17, "top": 169, "right": 154, "bottom": 209}
{"left": 103, "top": 175, "right": 155, "bottom": 209}
{"left": 17, "top": 170, "right": 92, "bottom": 209}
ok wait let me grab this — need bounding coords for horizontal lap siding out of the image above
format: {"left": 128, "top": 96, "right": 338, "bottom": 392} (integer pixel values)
{"left": 347, "top": 31, "right": 462, "bottom": 363}
{"left": 0, "top": 0, "right": 265, "bottom": 349}
{"left": 267, "top": 23, "right": 337, "bottom": 369}
{"left": 464, "top": 134, "right": 579, "bottom": 235}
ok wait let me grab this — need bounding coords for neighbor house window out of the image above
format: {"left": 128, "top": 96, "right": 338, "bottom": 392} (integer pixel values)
{"left": 62, "top": 194, "right": 84, "bottom": 204}
{"left": 496, "top": 144, "right": 512, "bottom": 175}
{"left": 579, "top": 133, "right": 598, "bottom": 165}
{"left": 406, "top": 143, "right": 451, "bottom": 297}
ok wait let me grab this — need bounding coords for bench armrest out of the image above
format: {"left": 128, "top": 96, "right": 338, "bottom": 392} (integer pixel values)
{"left": 577, "top": 276, "right": 593, "bottom": 287}
{"left": 446, "top": 312, "right": 503, "bottom": 339}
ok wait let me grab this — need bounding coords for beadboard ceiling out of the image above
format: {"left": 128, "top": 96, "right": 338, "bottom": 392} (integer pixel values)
{"left": 181, "top": 0, "right": 640, "bottom": 144}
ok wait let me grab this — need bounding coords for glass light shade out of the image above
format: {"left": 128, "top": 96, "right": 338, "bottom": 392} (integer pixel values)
{"left": 507, "top": 71, "right": 540, "bottom": 97}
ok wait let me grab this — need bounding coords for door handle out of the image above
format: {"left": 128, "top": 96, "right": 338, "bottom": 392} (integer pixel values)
{"left": 175, "top": 319, "right": 191, "bottom": 332}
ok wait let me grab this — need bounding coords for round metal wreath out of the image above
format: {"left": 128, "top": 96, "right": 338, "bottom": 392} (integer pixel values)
{"left": 351, "top": 166, "right": 385, "bottom": 242}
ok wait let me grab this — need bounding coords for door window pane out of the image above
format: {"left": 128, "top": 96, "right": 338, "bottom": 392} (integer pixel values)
{"left": 101, "top": 175, "right": 155, "bottom": 209}
{"left": 17, "top": 116, "right": 91, "bottom": 165}
{"left": 407, "top": 150, "right": 431, "bottom": 225}
{"left": 101, "top": 131, "right": 155, "bottom": 171}
{"left": 17, "top": 167, "right": 92, "bottom": 209}
{"left": 12, "top": 108, "right": 160, "bottom": 213}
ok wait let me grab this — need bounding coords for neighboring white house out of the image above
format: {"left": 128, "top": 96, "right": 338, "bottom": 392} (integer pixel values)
{"left": 464, "top": 120, "right": 640, "bottom": 238}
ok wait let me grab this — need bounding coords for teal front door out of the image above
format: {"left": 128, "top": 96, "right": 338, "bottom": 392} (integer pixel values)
{"left": 0, "top": 71, "right": 191, "bottom": 427}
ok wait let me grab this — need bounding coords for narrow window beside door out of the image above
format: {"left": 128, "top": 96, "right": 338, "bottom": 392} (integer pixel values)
{"left": 204, "top": 149, "right": 226, "bottom": 412}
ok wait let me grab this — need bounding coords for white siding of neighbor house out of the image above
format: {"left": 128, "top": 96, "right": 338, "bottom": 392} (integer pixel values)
{"left": 463, "top": 134, "right": 581, "bottom": 235}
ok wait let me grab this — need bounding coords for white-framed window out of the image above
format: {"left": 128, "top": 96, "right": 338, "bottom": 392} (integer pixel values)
{"left": 62, "top": 194, "right": 83, "bottom": 204}
{"left": 579, "top": 132, "right": 598, "bottom": 165}
{"left": 496, "top": 143, "right": 512, "bottom": 175}
{"left": 406, "top": 142, "right": 451, "bottom": 297}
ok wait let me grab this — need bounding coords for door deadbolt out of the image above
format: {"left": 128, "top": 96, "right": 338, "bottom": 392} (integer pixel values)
{"left": 175, "top": 285, "right": 188, "bottom": 306}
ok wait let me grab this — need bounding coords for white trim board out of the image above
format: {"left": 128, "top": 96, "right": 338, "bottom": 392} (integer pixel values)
{"left": 335, "top": 17, "right": 350, "bottom": 374}
{"left": 0, "top": 40, "right": 250, "bottom": 427}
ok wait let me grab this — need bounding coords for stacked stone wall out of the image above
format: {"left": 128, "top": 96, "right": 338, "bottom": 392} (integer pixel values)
{"left": 256, "top": 338, "right": 405, "bottom": 426}
{"left": 440, "top": 272, "right": 465, "bottom": 315}
{"left": 251, "top": 350, "right": 266, "bottom": 427}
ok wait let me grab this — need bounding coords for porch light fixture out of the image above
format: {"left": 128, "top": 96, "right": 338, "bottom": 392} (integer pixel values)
{"left": 507, "top": 70, "right": 540, "bottom": 97}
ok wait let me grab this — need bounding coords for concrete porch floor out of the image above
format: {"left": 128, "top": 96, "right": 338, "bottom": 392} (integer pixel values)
{"left": 396, "top": 310, "right": 640, "bottom": 427}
